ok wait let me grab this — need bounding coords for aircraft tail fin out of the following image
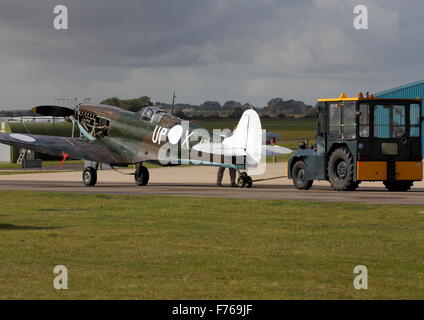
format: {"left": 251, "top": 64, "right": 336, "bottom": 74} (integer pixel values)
{"left": 191, "top": 109, "right": 265, "bottom": 169}
{"left": 222, "top": 109, "right": 262, "bottom": 168}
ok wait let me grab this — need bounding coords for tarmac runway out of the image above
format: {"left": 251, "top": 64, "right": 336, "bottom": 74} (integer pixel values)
{"left": 1, "top": 163, "right": 424, "bottom": 205}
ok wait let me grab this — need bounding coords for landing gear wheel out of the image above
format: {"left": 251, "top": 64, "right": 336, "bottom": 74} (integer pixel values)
{"left": 292, "top": 161, "right": 313, "bottom": 190}
{"left": 327, "top": 147, "right": 356, "bottom": 191}
{"left": 237, "top": 172, "right": 253, "bottom": 188}
{"left": 383, "top": 181, "right": 413, "bottom": 192}
{"left": 237, "top": 176, "right": 246, "bottom": 188}
{"left": 83, "top": 167, "right": 97, "bottom": 187}
{"left": 245, "top": 176, "right": 253, "bottom": 188}
{"left": 135, "top": 164, "right": 150, "bottom": 186}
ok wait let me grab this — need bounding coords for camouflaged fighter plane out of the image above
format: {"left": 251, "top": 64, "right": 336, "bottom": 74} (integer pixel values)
{"left": 0, "top": 104, "right": 291, "bottom": 187}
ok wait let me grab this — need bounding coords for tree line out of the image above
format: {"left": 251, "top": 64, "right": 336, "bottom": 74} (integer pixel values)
{"left": 0, "top": 96, "right": 316, "bottom": 119}
{"left": 99, "top": 96, "right": 316, "bottom": 119}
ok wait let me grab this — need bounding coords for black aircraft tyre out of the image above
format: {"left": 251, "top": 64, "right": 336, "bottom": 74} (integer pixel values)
{"left": 327, "top": 147, "right": 357, "bottom": 191}
{"left": 83, "top": 167, "right": 97, "bottom": 187}
{"left": 237, "top": 172, "right": 253, "bottom": 188}
{"left": 135, "top": 165, "right": 150, "bottom": 186}
{"left": 245, "top": 175, "right": 253, "bottom": 188}
{"left": 383, "top": 180, "right": 413, "bottom": 192}
{"left": 292, "top": 161, "right": 313, "bottom": 190}
{"left": 237, "top": 175, "right": 246, "bottom": 188}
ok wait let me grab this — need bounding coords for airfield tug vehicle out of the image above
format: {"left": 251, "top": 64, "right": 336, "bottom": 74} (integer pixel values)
{"left": 288, "top": 93, "right": 423, "bottom": 191}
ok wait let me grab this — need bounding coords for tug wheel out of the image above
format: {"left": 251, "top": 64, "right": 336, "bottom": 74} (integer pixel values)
{"left": 327, "top": 147, "right": 356, "bottom": 191}
{"left": 383, "top": 181, "right": 413, "bottom": 192}
{"left": 292, "top": 161, "right": 313, "bottom": 190}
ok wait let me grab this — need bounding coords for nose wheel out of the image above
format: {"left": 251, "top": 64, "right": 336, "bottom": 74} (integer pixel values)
{"left": 237, "top": 171, "right": 253, "bottom": 188}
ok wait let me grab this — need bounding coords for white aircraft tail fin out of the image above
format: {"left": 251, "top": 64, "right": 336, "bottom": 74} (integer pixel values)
{"left": 222, "top": 109, "right": 262, "bottom": 168}
{"left": 192, "top": 109, "right": 293, "bottom": 173}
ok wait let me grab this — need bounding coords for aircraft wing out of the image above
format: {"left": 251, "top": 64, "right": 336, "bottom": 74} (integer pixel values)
{"left": 0, "top": 133, "right": 122, "bottom": 163}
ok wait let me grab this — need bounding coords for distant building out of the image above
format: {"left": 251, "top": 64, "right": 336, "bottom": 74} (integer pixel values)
{"left": 375, "top": 78, "right": 424, "bottom": 100}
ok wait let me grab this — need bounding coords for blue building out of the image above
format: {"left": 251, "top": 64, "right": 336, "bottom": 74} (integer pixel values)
{"left": 375, "top": 78, "right": 424, "bottom": 100}
{"left": 375, "top": 78, "right": 424, "bottom": 153}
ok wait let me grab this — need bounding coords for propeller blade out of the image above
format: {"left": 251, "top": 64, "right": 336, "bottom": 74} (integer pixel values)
{"left": 32, "top": 105, "right": 74, "bottom": 117}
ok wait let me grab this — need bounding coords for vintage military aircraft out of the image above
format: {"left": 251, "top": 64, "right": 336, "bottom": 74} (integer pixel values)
{"left": 0, "top": 103, "right": 291, "bottom": 187}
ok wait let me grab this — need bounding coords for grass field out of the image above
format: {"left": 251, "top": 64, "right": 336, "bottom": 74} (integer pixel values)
{"left": 1, "top": 191, "right": 424, "bottom": 299}
{"left": 0, "top": 160, "right": 83, "bottom": 169}
{"left": 0, "top": 170, "right": 75, "bottom": 175}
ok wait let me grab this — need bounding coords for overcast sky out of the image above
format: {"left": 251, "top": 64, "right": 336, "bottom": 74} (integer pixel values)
{"left": 0, "top": 0, "right": 423, "bottom": 109}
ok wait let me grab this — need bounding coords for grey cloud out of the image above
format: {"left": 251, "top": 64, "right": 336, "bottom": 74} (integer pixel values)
{"left": 0, "top": 0, "right": 423, "bottom": 108}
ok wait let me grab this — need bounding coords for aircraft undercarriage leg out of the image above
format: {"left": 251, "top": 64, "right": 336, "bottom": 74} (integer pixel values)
{"left": 237, "top": 170, "right": 253, "bottom": 188}
{"left": 135, "top": 163, "right": 150, "bottom": 186}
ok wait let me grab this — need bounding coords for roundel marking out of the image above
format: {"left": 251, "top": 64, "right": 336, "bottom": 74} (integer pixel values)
{"left": 168, "top": 125, "right": 183, "bottom": 144}
{"left": 10, "top": 133, "right": 36, "bottom": 143}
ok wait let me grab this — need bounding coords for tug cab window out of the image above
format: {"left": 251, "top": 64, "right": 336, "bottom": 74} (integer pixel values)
{"left": 374, "top": 104, "right": 406, "bottom": 138}
{"left": 342, "top": 102, "right": 356, "bottom": 139}
{"left": 328, "top": 102, "right": 357, "bottom": 139}
{"left": 359, "top": 104, "right": 370, "bottom": 137}
{"left": 328, "top": 102, "right": 342, "bottom": 138}
{"left": 410, "top": 104, "right": 420, "bottom": 137}
{"left": 317, "top": 106, "right": 325, "bottom": 137}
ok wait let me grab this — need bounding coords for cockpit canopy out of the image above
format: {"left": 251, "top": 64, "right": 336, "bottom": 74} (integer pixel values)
{"left": 139, "top": 107, "right": 165, "bottom": 122}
